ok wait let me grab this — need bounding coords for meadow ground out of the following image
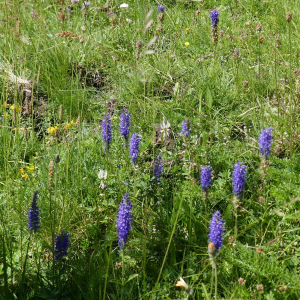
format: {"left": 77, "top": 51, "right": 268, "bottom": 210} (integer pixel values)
{"left": 1, "top": 0, "right": 300, "bottom": 299}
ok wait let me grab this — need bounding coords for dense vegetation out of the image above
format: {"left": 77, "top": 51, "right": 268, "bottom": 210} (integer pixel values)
{"left": 1, "top": 0, "right": 300, "bottom": 299}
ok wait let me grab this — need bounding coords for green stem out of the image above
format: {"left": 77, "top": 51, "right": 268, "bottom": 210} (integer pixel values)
{"left": 121, "top": 248, "right": 124, "bottom": 300}
{"left": 235, "top": 209, "right": 238, "bottom": 238}
{"left": 156, "top": 195, "right": 184, "bottom": 285}
{"left": 215, "top": 261, "right": 218, "bottom": 300}
{"left": 102, "top": 240, "right": 112, "bottom": 300}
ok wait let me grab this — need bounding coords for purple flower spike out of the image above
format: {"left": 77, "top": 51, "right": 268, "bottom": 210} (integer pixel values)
{"left": 130, "top": 133, "right": 141, "bottom": 163}
{"left": 181, "top": 119, "right": 191, "bottom": 136}
{"left": 208, "top": 211, "right": 224, "bottom": 254}
{"left": 117, "top": 193, "right": 132, "bottom": 248}
{"left": 28, "top": 190, "right": 40, "bottom": 233}
{"left": 259, "top": 127, "right": 272, "bottom": 159}
{"left": 210, "top": 10, "right": 219, "bottom": 27}
{"left": 120, "top": 110, "right": 130, "bottom": 140}
{"left": 232, "top": 161, "right": 247, "bottom": 198}
{"left": 102, "top": 114, "right": 112, "bottom": 151}
{"left": 154, "top": 156, "right": 163, "bottom": 182}
{"left": 54, "top": 230, "right": 70, "bottom": 261}
{"left": 158, "top": 5, "right": 165, "bottom": 12}
{"left": 200, "top": 165, "right": 212, "bottom": 192}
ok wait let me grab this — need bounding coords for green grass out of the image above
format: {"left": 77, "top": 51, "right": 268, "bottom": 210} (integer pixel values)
{"left": 1, "top": 0, "right": 300, "bottom": 299}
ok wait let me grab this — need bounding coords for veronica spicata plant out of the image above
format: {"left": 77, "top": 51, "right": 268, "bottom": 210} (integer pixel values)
{"left": 259, "top": 127, "right": 272, "bottom": 159}
{"left": 181, "top": 119, "right": 191, "bottom": 136}
{"left": 28, "top": 190, "right": 40, "bottom": 233}
{"left": 130, "top": 133, "right": 141, "bottom": 163}
{"left": 54, "top": 230, "right": 70, "bottom": 261}
{"left": 102, "top": 114, "right": 112, "bottom": 151}
{"left": 200, "top": 165, "right": 212, "bottom": 192}
{"left": 154, "top": 155, "right": 163, "bottom": 182}
{"left": 117, "top": 193, "right": 132, "bottom": 248}
{"left": 120, "top": 109, "right": 130, "bottom": 140}
{"left": 232, "top": 161, "right": 247, "bottom": 199}
{"left": 208, "top": 210, "right": 224, "bottom": 255}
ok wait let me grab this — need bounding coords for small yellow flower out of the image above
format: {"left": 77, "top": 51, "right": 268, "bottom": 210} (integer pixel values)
{"left": 2, "top": 102, "right": 9, "bottom": 108}
{"left": 10, "top": 105, "right": 21, "bottom": 111}
{"left": 184, "top": 42, "right": 190, "bottom": 47}
{"left": 64, "top": 120, "right": 76, "bottom": 130}
{"left": 185, "top": 28, "right": 190, "bottom": 33}
{"left": 4, "top": 114, "right": 9, "bottom": 118}
{"left": 47, "top": 126, "right": 58, "bottom": 134}
{"left": 22, "top": 174, "right": 28, "bottom": 179}
{"left": 26, "top": 166, "right": 35, "bottom": 171}
{"left": 19, "top": 168, "right": 25, "bottom": 174}
{"left": 13, "top": 127, "right": 24, "bottom": 132}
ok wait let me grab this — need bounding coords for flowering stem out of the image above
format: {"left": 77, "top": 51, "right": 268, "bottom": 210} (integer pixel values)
{"left": 121, "top": 248, "right": 124, "bottom": 300}
{"left": 215, "top": 262, "right": 218, "bottom": 300}
{"left": 235, "top": 208, "right": 238, "bottom": 238}
{"left": 21, "top": 232, "right": 32, "bottom": 297}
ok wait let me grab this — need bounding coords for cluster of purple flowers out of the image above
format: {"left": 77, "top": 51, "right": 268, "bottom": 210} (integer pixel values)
{"left": 258, "top": 127, "right": 272, "bottom": 159}
{"left": 117, "top": 193, "right": 132, "bottom": 248}
{"left": 28, "top": 190, "right": 40, "bottom": 233}
{"left": 130, "top": 133, "right": 141, "bottom": 163}
{"left": 181, "top": 119, "right": 191, "bottom": 136}
{"left": 232, "top": 161, "right": 247, "bottom": 198}
{"left": 54, "top": 230, "right": 70, "bottom": 261}
{"left": 158, "top": 5, "right": 165, "bottom": 12}
{"left": 200, "top": 165, "right": 212, "bottom": 192}
{"left": 120, "top": 110, "right": 131, "bottom": 140}
{"left": 208, "top": 210, "right": 224, "bottom": 254}
{"left": 102, "top": 114, "right": 112, "bottom": 151}
{"left": 210, "top": 10, "right": 219, "bottom": 27}
{"left": 154, "top": 156, "right": 163, "bottom": 182}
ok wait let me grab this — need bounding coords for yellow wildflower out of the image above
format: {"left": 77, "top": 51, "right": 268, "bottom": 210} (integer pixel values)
{"left": 10, "top": 105, "right": 21, "bottom": 112}
{"left": 2, "top": 102, "right": 9, "bottom": 108}
{"left": 22, "top": 174, "right": 28, "bottom": 179}
{"left": 19, "top": 168, "right": 25, "bottom": 174}
{"left": 47, "top": 126, "right": 58, "bottom": 134}
{"left": 64, "top": 120, "right": 76, "bottom": 130}
{"left": 4, "top": 114, "right": 9, "bottom": 118}
{"left": 13, "top": 127, "right": 24, "bottom": 132}
{"left": 185, "top": 28, "right": 190, "bottom": 33}
{"left": 26, "top": 166, "right": 35, "bottom": 171}
{"left": 184, "top": 42, "right": 190, "bottom": 47}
